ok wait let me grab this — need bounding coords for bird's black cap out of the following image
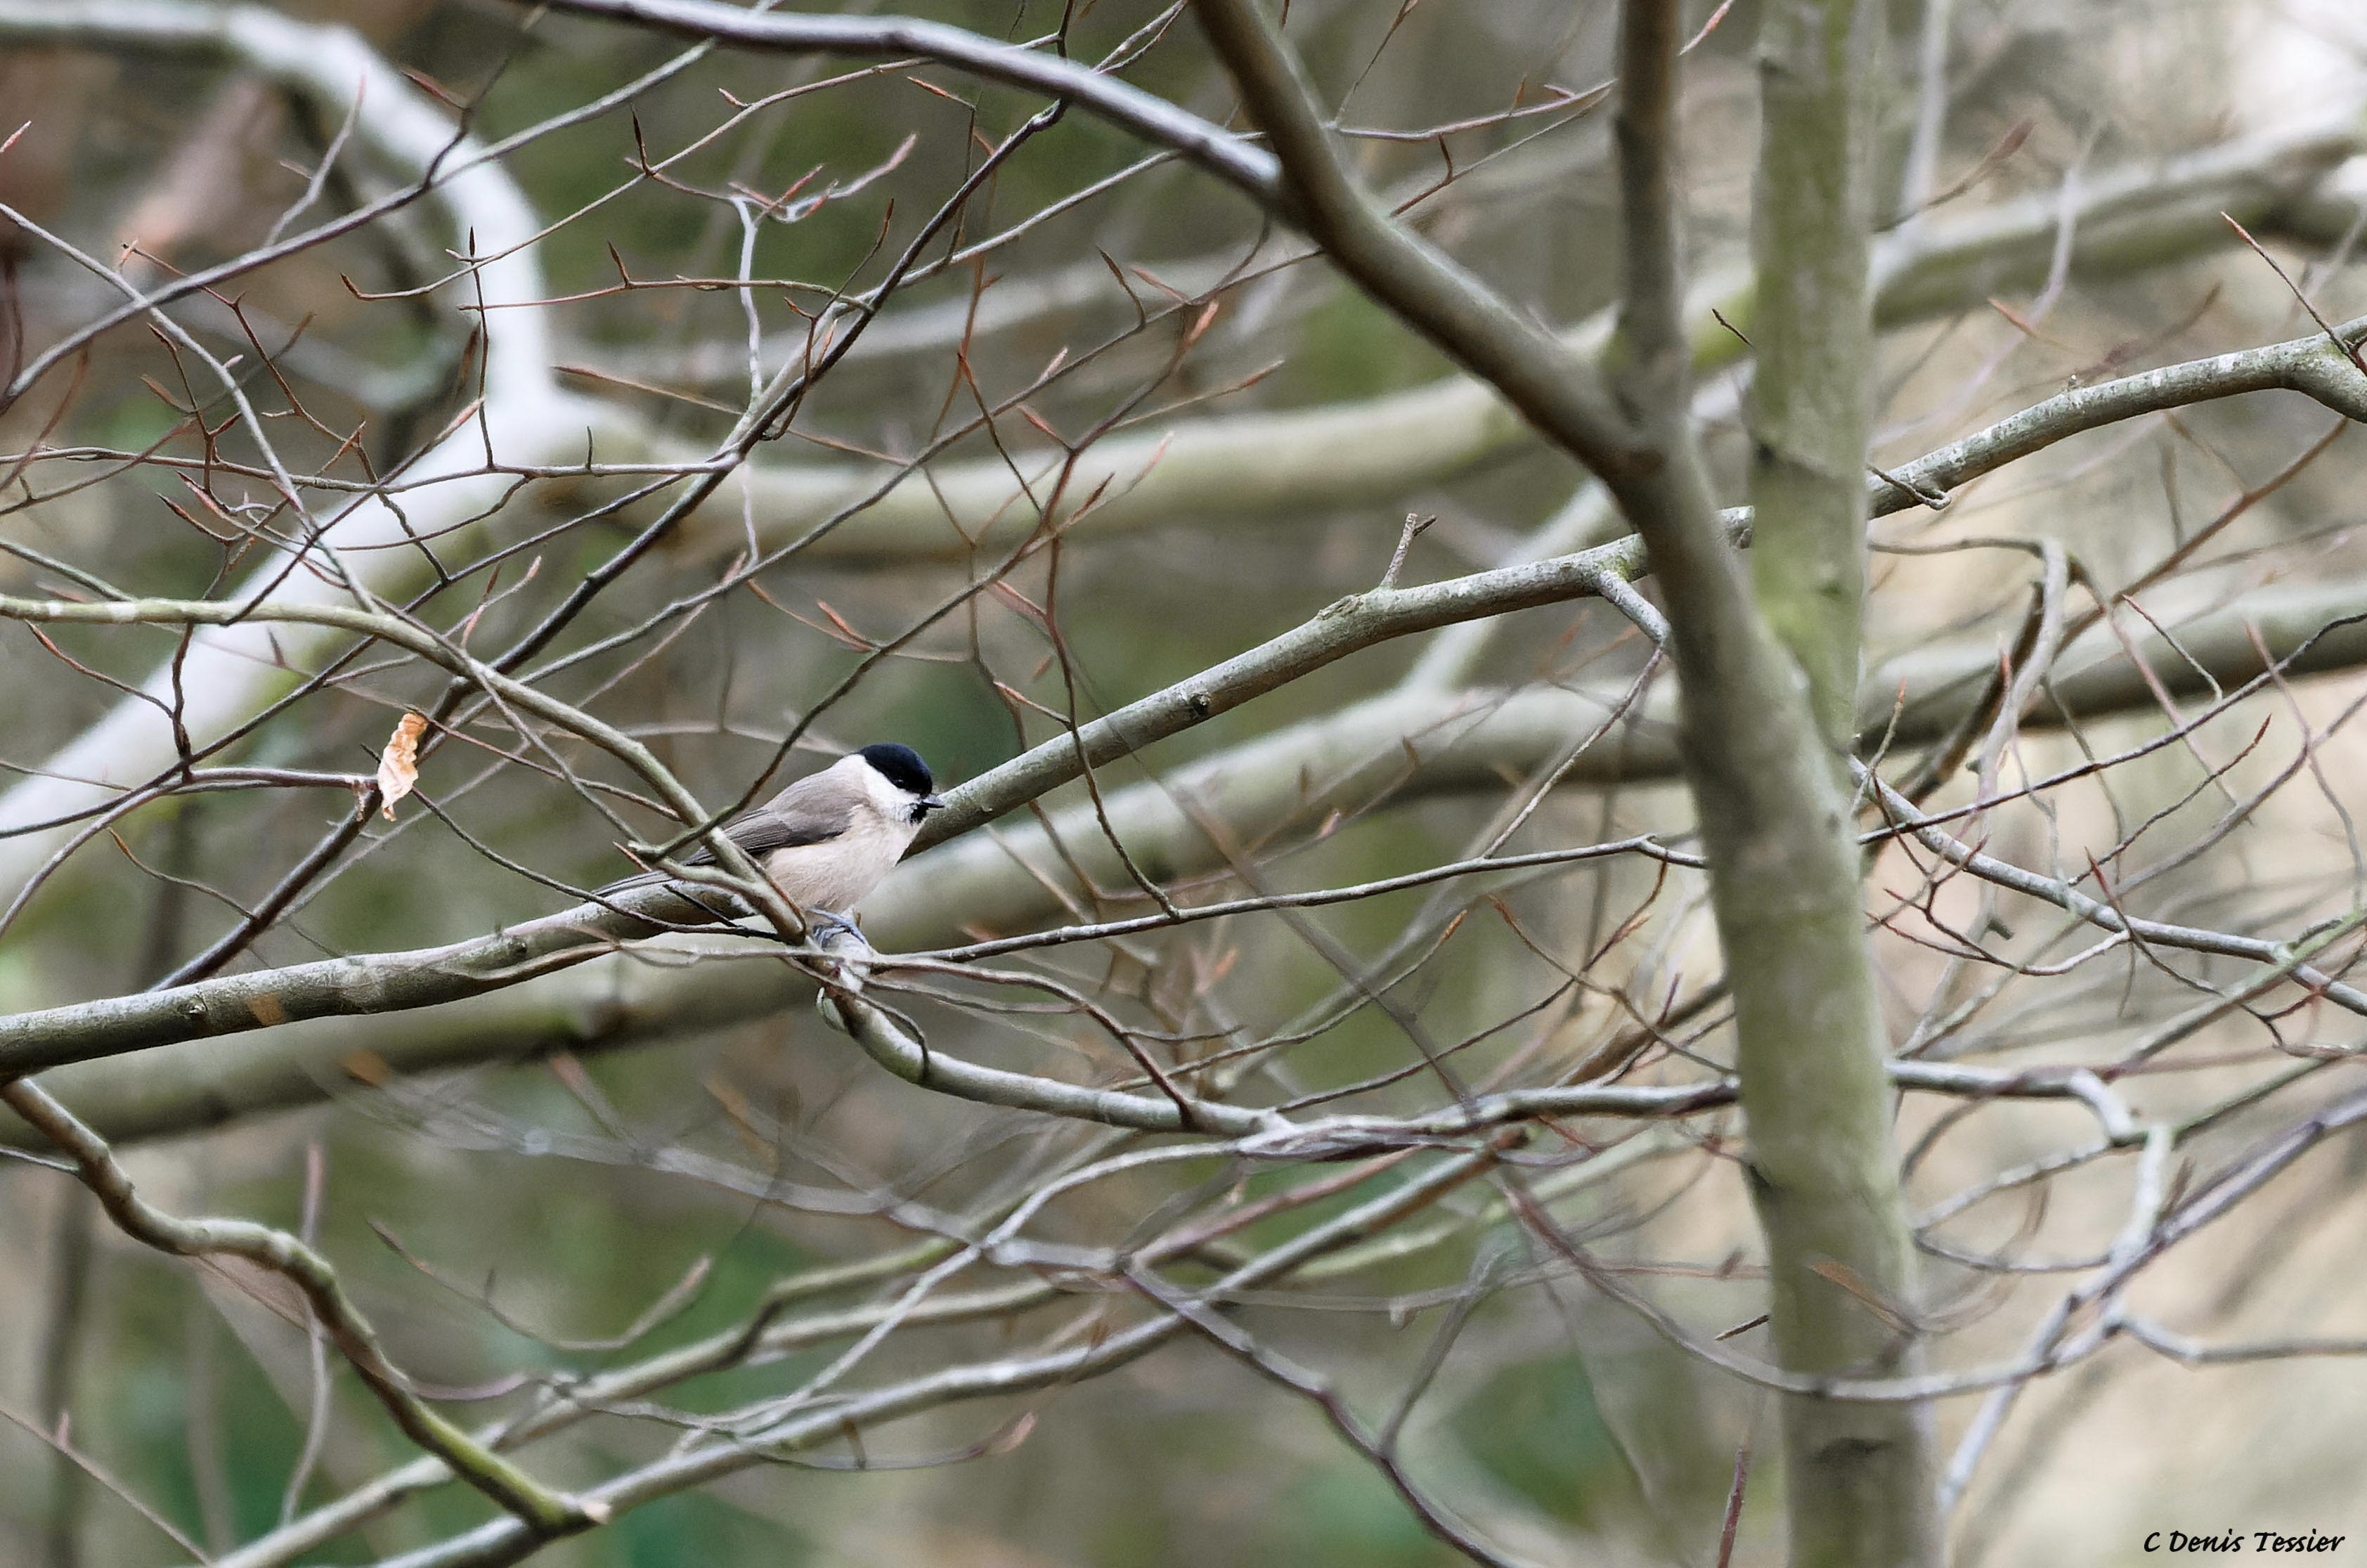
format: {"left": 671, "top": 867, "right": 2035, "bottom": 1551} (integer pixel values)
{"left": 857, "top": 742, "right": 935, "bottom": 796}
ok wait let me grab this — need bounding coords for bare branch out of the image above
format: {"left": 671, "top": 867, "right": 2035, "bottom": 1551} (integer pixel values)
{"left": 0, "top": 1078, "right": 602, "bottom": 1537}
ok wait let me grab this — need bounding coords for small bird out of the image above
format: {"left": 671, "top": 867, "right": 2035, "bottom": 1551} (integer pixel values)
{"left": 606, "top": 743, "right": 945, "bottom": 931}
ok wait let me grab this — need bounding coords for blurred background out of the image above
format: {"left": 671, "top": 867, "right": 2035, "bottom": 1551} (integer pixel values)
{"left": 4, "top": 0, "right": 2367, "bottom": 1563}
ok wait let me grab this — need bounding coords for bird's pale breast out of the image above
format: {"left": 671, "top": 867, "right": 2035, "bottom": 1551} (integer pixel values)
{"left": 760, "top": 812, "right": 914, "bottom": 912}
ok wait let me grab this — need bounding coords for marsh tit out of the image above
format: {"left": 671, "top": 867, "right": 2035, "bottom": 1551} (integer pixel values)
{"left": 607, "top": 743, "right": 946, "bottom": 928}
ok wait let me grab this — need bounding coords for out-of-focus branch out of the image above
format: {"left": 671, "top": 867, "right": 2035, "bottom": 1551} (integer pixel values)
{"left": 1872, "top": 112, "right": 2366, "bottom": 322}
{"left": 0, "top": 1077, "right": 601, "bottom": 1538}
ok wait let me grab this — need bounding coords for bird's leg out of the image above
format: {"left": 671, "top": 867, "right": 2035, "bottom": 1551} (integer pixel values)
{"left": 809, "top": 912, "right": 875, "bottom": 997}
{"left": 808, "top": 909, "right": 864, "bottom": 946}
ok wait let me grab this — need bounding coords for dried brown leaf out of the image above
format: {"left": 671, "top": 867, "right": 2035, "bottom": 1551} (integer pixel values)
{"left": 376, "top": 711, "right": 426, "bottom": 819}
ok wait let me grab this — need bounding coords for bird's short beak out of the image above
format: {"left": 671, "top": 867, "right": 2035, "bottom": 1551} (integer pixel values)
{"left": 919, "top": 794, "right": 948, "bottom": 813}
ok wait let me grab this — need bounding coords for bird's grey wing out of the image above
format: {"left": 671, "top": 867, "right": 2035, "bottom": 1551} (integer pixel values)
{"left": 597, "top": 786, "right": 838, "bottom": 893}
{"left": 686, "top": 798, "right": 841, "bottom": 864}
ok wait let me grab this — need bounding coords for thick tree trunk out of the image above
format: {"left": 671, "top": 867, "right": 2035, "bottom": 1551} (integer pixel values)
{"left": 1739, "top": 0, "right": 1945, "bottom": 1560}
